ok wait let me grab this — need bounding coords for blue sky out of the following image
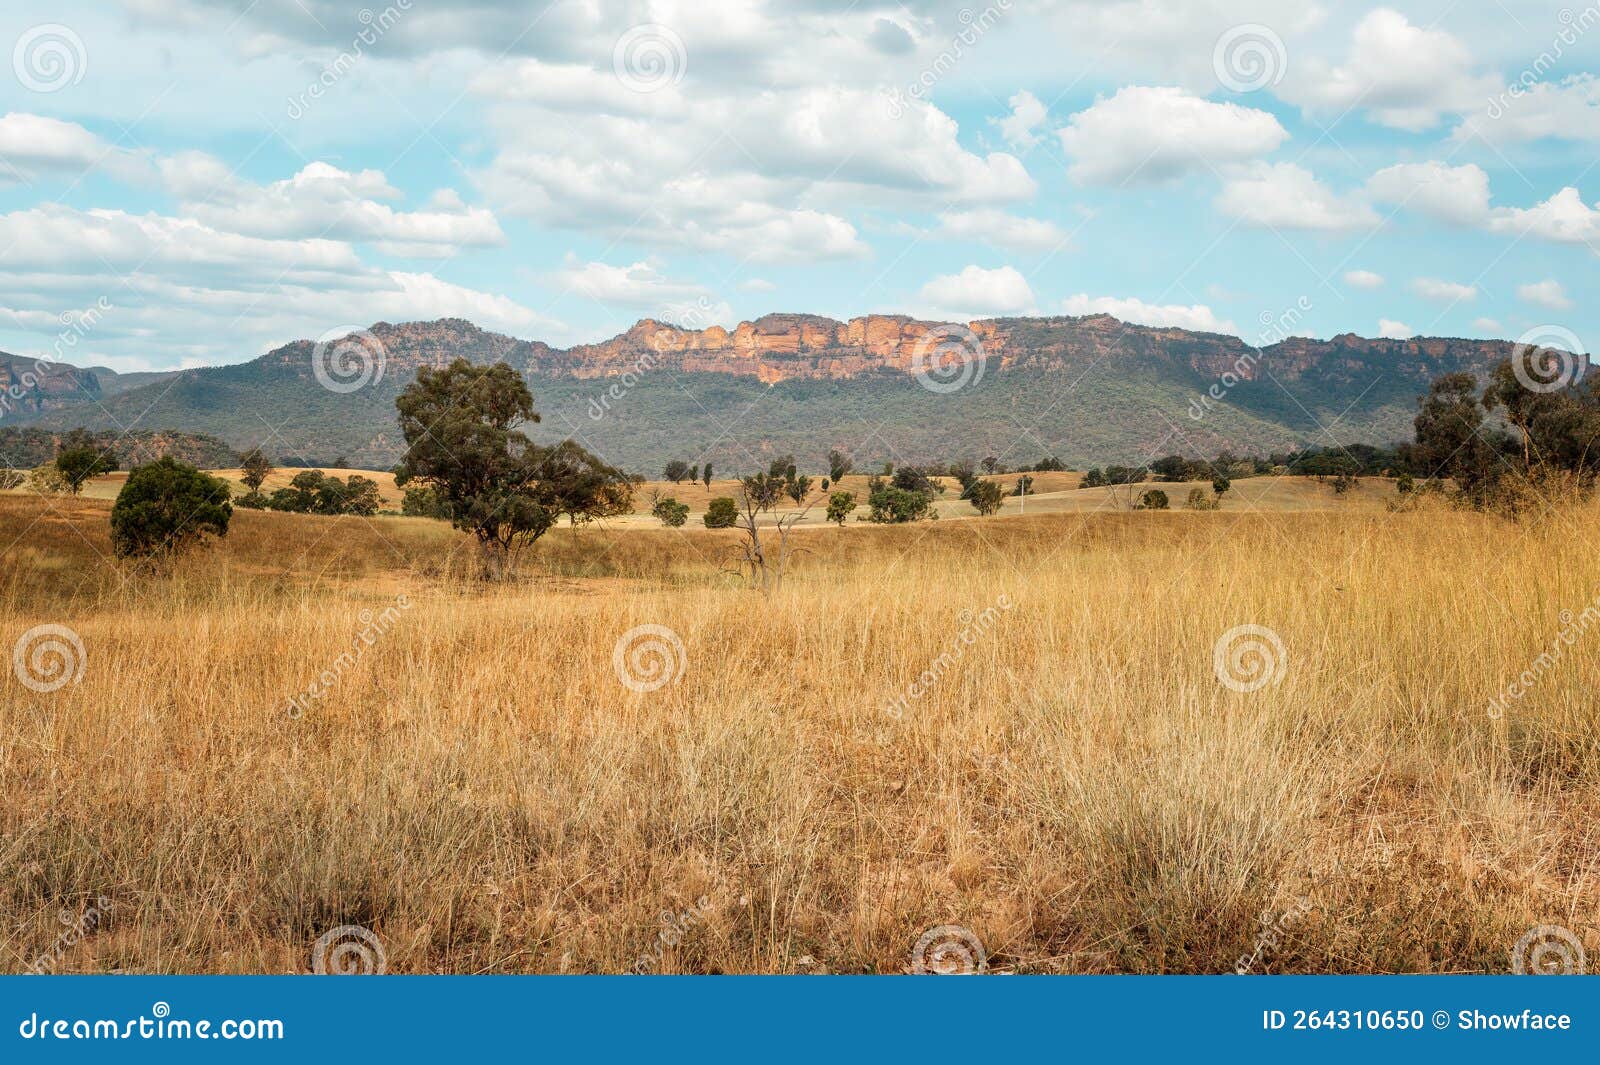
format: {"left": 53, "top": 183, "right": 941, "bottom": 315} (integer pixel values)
{"left": 0, "top": 0, "right": 1596, "bottom": 371}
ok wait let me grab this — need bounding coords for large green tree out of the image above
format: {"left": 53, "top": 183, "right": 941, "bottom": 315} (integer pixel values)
{"left": 394, "top": 359, "right": 631, "bottom": 574}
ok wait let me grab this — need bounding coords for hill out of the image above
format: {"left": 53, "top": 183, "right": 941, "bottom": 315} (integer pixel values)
{"left": 0, "top": 427, "right": 239, "bottom": 470}
{"left": 15, "top": 314, "right": 1514, "bottom": 472}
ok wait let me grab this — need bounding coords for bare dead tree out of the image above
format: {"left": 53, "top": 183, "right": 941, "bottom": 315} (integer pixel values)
{"left": 721, "top": 480, "right": 814, "bottom": 594}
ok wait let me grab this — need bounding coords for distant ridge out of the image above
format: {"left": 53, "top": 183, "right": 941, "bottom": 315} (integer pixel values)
{"left": 11, "top": 314, "right": 1515, "bottom": 471}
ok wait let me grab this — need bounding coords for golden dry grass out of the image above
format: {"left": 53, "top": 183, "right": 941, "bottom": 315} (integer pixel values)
{"left": 2, "top": 489, "right": 1598, "bottom": 974}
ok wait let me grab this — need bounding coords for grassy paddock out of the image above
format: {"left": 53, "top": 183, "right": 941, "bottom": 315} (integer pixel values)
{"left": 1, "top": 492, "right": 1597, "bottom": 973}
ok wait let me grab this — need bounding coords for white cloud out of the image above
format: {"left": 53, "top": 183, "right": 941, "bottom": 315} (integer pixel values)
{"left": 1486, "top": 187, "right": 1600, "bottom": 246}
{"left": 1216, "top": 162, "right": 1378, "bottom": 231}
{"left": 1367, "top": 164, "right": 1600, "bottom": 251}
{"left": 1061, "top": 294, "right": 1238, "bottom": 335}
{"left": 1056, "top": 86, "right": 1287, "bottom": 185}
{"left": 1456, "top": 75, "right": 1600, "bottom": 145}
{"left": 993, "top": 90, "right": 1047, "bottom": 151}
{"left": 1344, "top": 270, "right": 1384, "bottom": 289}
{"left": 1378, "top": 319, "right": 1416, "bottom": 340}
{"left": 0, "top": 113, "right": 112, "bottom": 178}
{"left": 1366, "top": 162, "right": 1491, "bottom": 225}
{"left": 936, "top": 209, "right": 1069, "bottom": 253}
{"left": 0, "top": 203, "right": 560, "bottom": 364}
{"left": 738, "top": 278, "right": 777, "bottom": 293}
{"left": 1281, "top": 10, "right": 1496, "bottom": 131}
{"left": 1411, "top": 278, "right": 1477, "bottom": 303}
{"left": 552, "top": 258, "right": 730, "bottom": 324}
{"left": 1472, "top": 317, "right": 1504, "bottom": 334}
{"left": 166, "top": 159, "right": 504, "bottom": 257}
{"left": 918, "top": 265, "right": 1036, "bottom": 319}
{"left": 1517, "top": 280, "right": 1573, "bottom": 311}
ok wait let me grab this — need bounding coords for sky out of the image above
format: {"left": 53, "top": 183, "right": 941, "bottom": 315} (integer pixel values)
{"left": 0, "top": 0, "right": 1596, "bottom": 372}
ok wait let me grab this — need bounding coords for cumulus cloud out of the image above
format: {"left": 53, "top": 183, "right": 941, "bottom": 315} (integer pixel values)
{"left": 1456, "top": 75, "right": 1600, "bottom": 145}
{"left": 1280, "top": 9, "right": 1496, "bottom": 131}
{"left": 1056, "top": 86, "right": 1287, "bottom": 185}
{"left": 1061, "top": 294, "right": 1238, "bottom": 335}
{"left": 1486, "top": 187, "right": 1600, "bottom": 246}
{"left": 936, "top": 209, "right": 1068, "bottom": 253}
{"left": 993, "top": 90, "right": 1047, "bottom": 151}
{"left": 1215, "top": 162, "right": 1378, "bottom": 231}
{"left": 917, "top": 265, "right": 1036, "bottom": 319}
{"left": 1344, "top": 270, "right": 1385, "bottom": 289}
{"left": 1411, "top": 278, "right": 1477, "bottom": 303}
{"left": 1472, "top": 317, "right": 1504, "bottom": 334}
{"left": 165, "top": 159, "right": 504, "bottom": 257}
{"left": 1378, "top": 319, "right": 1416, "bottom": 340}
{"left": 1517, "top": 280, "right": 1573, "bottom": 311}
{"left": 1366, "top": 162, "right": 1491, "bottom": 225}
{"left": 0, "top": 113, "right": 147, "bottom": 184}
{"left": 552, "top": 258, "right": 731, "bottom": 326}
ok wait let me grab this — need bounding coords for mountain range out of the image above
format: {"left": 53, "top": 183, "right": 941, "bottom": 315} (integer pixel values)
{"left": 1, "top": 314, "right": 1518, "bottom": 473}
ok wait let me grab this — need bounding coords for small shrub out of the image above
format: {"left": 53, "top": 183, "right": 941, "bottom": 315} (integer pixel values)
{"left": 652, "top": 495, "right": 690, "bottom": 527}
{"left": 1136, "top": 489, "right": 1169, "bottom": 511}
{"left": 1184, "top": 488, "right": 1219, "bottom": 511}
{"left": 969, "top": 479, "right": 1005, "bottom": 516}
{"left": 867, "top": 486, "right": 937, "bottom": 523}
{"left": 703, "top": 497, "right": 739, "bottom": 529}
{"left": 825, "top": 490, "right": 857, "bottom": 526}
{"left": 110, "top": 457, "right": 232, "bottom": 561}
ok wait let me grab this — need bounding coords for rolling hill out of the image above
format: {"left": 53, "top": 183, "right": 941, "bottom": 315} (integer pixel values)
{"left": 11, "top": 314, "right": 1517, "bottom": 473}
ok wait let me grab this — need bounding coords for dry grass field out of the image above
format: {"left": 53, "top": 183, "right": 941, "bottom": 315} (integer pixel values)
{"left": 2, "top": 482, "right": 1597, "bottom": 974}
